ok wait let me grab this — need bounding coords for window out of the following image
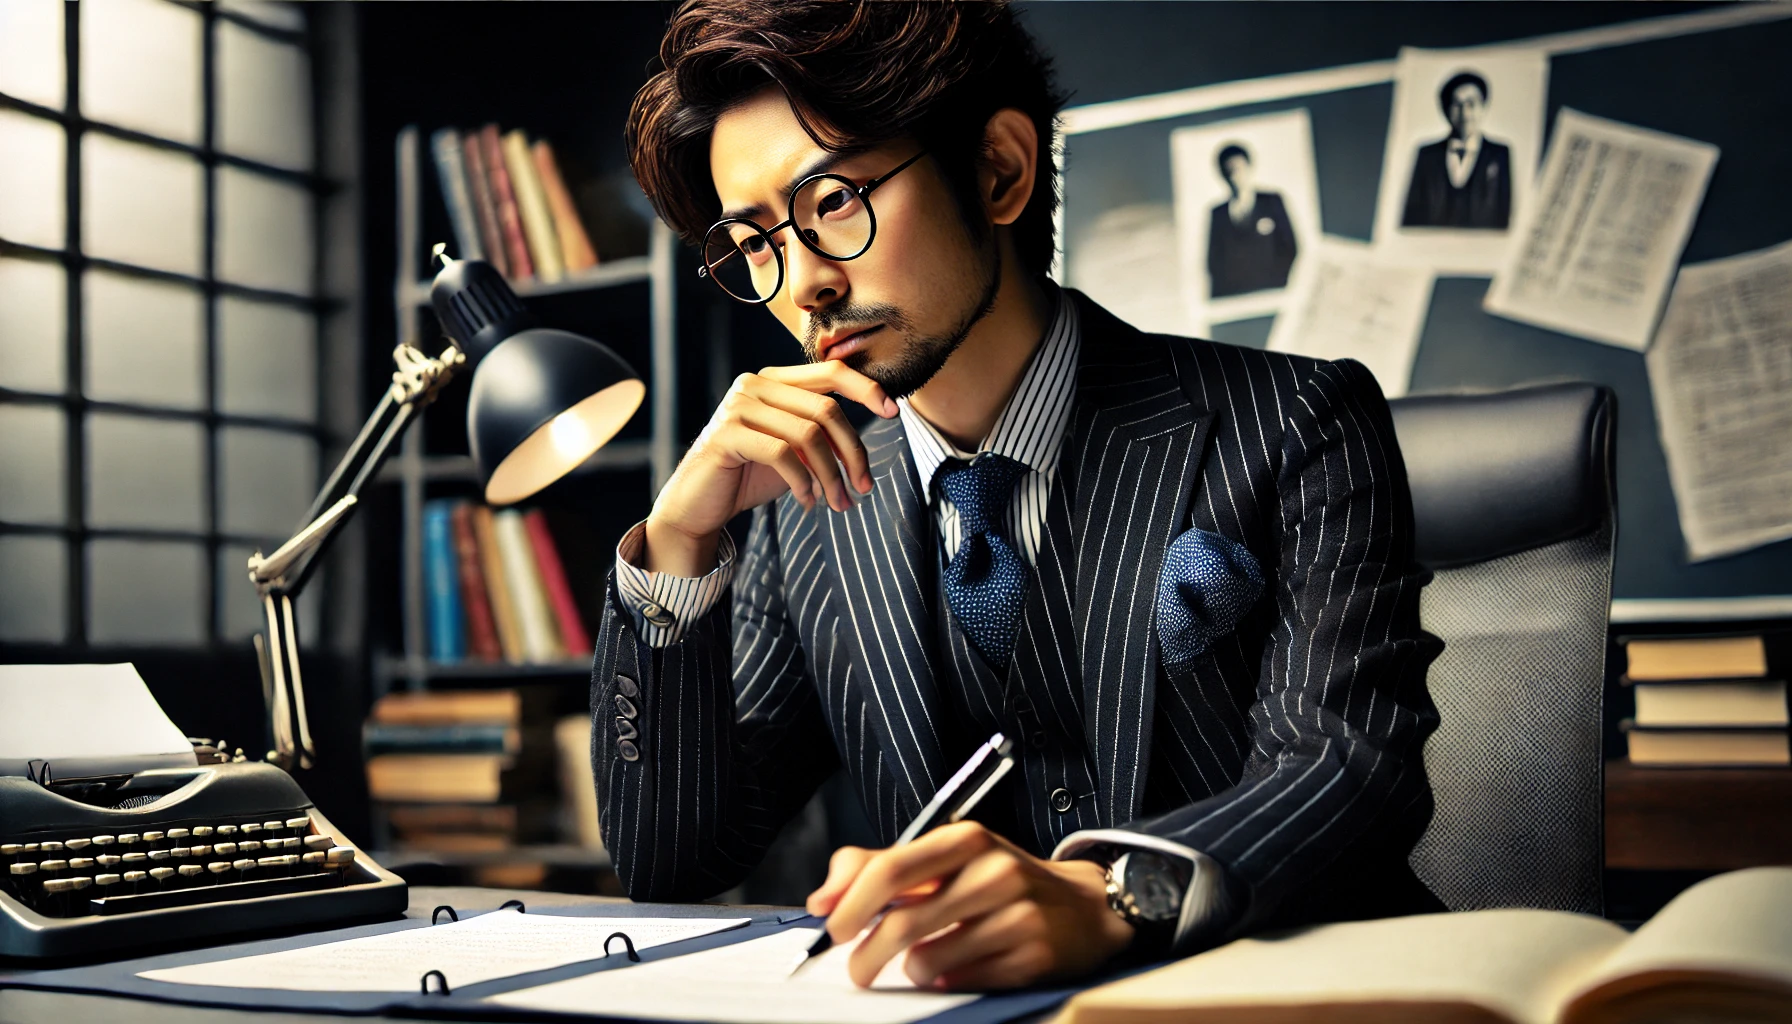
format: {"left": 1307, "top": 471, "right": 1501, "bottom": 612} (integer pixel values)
{"left": 0, "top": 0, "right": 327, "bottom": 648}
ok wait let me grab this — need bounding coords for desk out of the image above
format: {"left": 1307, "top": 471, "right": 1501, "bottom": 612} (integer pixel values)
{"left": 0, "top": 887, "right": 674, "bottom": 1024}
{"left": 1606, "top": 761, "right": 1792, "bottom": 870}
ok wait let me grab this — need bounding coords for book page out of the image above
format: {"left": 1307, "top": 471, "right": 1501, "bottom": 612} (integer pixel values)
{"left": 488, "top": 927, "right": 977, "bottom": 1024}
{"left": 1566, "top": 868, "right": 1792, "bottom": 1010}
{"left": 1058, "top": 910, "right": 1626, "bottom": 1024}
{"left": 138, "top": 912, "right": 748, "bottom": 992}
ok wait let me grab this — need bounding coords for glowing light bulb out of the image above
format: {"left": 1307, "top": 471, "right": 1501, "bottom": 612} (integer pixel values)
{"left": 548, "top": 408, "right": 594, "bottom": 459}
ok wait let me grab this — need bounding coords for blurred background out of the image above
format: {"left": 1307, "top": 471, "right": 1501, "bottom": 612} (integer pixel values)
{"left": 1, "top": 1, "right": 1787, "bottom": 916}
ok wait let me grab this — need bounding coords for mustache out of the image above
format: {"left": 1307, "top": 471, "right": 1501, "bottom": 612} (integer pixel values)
{"left": 803, "top": 301, "right": 914, "bottom": 359}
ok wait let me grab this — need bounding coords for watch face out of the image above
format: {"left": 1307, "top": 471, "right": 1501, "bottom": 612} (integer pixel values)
{"left": 1124, "top": 854, "right": 1184, "bottom": 922}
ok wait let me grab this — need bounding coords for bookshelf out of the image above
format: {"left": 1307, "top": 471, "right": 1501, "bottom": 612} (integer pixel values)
{"left": 366, "top": 126, "right": 680, "bottom": 885}
{"left": 375, "top": 124, "right": 679, "bottom": 697}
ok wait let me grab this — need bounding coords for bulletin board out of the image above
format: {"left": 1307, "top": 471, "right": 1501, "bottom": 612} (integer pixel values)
{"left": 1054, "top": 6, "right": 1792, "bottom": 615}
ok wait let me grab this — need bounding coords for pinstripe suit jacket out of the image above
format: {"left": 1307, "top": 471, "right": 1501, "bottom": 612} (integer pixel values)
{"left": 591, "top": 292, "right": 1444, "bottom": 945}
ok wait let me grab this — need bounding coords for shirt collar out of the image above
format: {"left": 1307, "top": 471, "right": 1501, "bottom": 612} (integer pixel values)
{"left": 898, "top": 285, "right": 1081, "bottom": 498}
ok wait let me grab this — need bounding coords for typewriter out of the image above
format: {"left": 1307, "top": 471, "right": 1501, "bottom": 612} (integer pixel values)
{"left": 0, "top": 753, "right": 406, "bottom": 960}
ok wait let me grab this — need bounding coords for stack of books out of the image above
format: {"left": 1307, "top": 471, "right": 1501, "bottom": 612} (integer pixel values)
{"left": 1621, "top": 634, "right": 1789, "bottom": 767}
{"left": 366, "top": 689, "right": 526, "bottom": 852}
{"left": 423, "top": 501, "right": 594, "bottom": 666}
{"left": 429, "top": 125, "right": 599, "bottom": 285}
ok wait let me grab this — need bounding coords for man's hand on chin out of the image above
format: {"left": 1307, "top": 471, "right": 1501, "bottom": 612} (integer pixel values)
{"left": 804, "top": 821, "right": 1135, "bottom": 991}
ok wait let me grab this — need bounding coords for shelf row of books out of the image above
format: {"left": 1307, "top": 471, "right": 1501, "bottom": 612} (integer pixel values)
{"left": 423, "top": 500, "right": 593, "bottom": 665}
{"left": 364, "top": 688, "right": 602, "bottom": 856}
{"left": 430, "top": 125, "right": 599, "bottom": 285}
{"left": 1620, "top": 633, "right": 1788, "bottom": 767}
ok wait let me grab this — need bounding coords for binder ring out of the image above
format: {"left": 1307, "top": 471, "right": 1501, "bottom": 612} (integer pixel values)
{"left": 604, "top": 931, "right": 641, "bottom": 962}
{"left": 420, "top": 969, "right": 451, "bottom": 995}
{"left": 499, "top": 899, "right": 527, "bottom": 913}
{"left": 431, "top": 905, "right": 460, "bottom": 925}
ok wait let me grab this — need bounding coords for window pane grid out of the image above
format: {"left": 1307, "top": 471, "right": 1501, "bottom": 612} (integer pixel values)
{"left": 0, "top": 96, "right": 327, "bottom": 194}
{"left": 0, "top": 0, "right": 329, "bottom": 652}
{"left": 0, "top": 238, "right": 334, "bottom": 311}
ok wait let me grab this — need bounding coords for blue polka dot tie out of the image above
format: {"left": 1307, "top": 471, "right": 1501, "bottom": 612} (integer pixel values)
{"left": 937, "top": 453, "right": 1032, "bottom": 667}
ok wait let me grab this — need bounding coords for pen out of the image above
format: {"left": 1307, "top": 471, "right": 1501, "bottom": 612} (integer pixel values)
{"left": 786, "top": 731, "right": 1017, "bottom": 978}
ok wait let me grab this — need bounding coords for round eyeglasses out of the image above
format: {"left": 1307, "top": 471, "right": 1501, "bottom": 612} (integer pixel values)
{"left": 698, "top": 151, "right": 928, "bottom": 304}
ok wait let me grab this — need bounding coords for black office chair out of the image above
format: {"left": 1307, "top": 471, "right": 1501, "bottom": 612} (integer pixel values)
{"left": 1391, "top": 382, "right": 1617, "bottom": 916}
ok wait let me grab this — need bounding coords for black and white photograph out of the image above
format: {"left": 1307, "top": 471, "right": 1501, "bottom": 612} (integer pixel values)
{"left": 1373, "top": 45, "right": 1547, "bottom": 273}
{"left": 1171, "top": 108, "right": 1320, "bottom": 331}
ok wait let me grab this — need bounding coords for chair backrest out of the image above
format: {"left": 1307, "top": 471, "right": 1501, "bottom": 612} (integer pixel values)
{"left": 1390, "top": 382, "right": 1616, "bottom": 916}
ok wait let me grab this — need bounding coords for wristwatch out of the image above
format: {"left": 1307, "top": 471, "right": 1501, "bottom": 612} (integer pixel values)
{"left": 1102, "top": 851, "right": 1185, "bottom": 948}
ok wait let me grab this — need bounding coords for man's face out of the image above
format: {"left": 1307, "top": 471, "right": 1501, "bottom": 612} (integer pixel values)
{"left": 1446, "top": 83, "right": 1486, "bottom": 139}
{"left": 1221, "top": 154, "right": 1254, "bottom": 194}
{"left": 708, "top": 87, "right": 999, "bottom": 398}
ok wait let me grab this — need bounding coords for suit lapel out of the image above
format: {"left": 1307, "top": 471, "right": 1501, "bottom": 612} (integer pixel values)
{"left": 820, "top": 417, "right": 948, "bottom": 816}
{"left": 1065, "top": 296, "right": 1215, "bottom": 827}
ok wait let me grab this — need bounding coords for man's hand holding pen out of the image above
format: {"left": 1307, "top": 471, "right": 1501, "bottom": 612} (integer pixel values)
{"left": 805, "top": 822, "right": 1135, "bottom": 991}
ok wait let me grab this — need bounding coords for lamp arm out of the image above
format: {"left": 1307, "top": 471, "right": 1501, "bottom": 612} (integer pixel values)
{"left": 249, "top": 340, "right": 464, "bottom": 769}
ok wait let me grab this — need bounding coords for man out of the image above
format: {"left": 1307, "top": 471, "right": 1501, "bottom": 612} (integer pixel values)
{"left": 1401, "top": 70, "right": 1511, "bottom": 229}
{"left": 1206, "top": 143, "right": 1298, "bottom": 298}
{"left": 597, "top": 0, "right": 1443, "bottom": 992}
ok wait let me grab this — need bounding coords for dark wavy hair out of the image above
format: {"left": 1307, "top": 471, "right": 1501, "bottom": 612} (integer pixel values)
{"left": 627, "top": 0, "right": 1067, "bottom": 278}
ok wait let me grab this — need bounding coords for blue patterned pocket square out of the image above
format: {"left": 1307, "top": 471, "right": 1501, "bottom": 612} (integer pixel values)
{"left": 1155, "top": 527, "right": 1265, "bottom": 665}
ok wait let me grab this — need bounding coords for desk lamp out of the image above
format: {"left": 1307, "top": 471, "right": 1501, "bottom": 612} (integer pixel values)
{"left": 245, "top": 246, "right": 646, "bottom": 769}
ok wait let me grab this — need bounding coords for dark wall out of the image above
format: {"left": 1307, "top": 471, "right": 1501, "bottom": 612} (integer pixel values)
{"left": 1023, "top": 2, "right": 1792, "bottom": 601}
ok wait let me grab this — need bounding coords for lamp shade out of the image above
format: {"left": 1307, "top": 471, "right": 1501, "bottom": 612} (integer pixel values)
{"left": 429, "top": 255, "right": 645, "bottom": 505}
{"left": 470, "top": 328, "right": 645, "bottom": 505}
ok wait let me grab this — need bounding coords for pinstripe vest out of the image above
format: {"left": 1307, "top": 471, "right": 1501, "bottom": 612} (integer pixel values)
{"left": 928, "top": 460, "right": 1105, "bottom": 858}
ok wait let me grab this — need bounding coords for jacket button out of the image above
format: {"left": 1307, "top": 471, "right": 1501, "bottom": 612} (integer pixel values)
{"left": 615, "top": 694, "right": 638, "bottom": 720}
{"left": 615, "top": 717, "right": 638, "bottom": 741}
{"left": 1049, "top": 787, "right": 1074, "bottom": 814}
{"left": 617, "top": 739, "right": 640, "bottom": 762}
{"left": 616, "top": 674, "right": 639, "bottom": 698}
{"left": 1029, "top": 730, "right": 1049, "bottom": 750}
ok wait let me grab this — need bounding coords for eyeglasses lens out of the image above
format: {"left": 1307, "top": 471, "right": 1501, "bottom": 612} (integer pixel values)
{"left": 792, "top": 175, "right": 871, "bottom": 260}
{"left": 703, "top": 223, "right": 780, "bottom": 302}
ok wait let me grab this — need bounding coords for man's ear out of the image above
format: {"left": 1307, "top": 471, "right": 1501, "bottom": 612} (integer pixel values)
{"left": 979, "top": 108, "right": 1039, "bottom": 228}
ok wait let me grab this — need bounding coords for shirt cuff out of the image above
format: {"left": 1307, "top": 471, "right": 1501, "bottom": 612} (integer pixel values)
{"left": 614, "top": 520, "right": 737, "bottom": 647}
{"left": 1051, "top": 828, "right": 1237, "bottom": 951}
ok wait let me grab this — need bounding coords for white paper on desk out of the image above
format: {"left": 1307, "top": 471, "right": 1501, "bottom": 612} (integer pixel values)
{"left": 137, "top": 912, "right": 749, "bottom": 992}
{"left": 0, "top": 663, "right": 197, "bottom": 779}
{"left": 1266, "top": 237, "right": 1435, "bottom": 399}
{"left": 1647, "top": 239, "right": 1792, "bottom": 562}
{"left": 1484, "top": 109, "right": 1719, "bottom": 350}
{"left": 488, "top": 927, "right": 978, "bottom": 1024}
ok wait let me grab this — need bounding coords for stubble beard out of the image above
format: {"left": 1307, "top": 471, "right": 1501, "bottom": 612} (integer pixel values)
{"left": 804, "top": 241, "right": 1003, "bottom": 401}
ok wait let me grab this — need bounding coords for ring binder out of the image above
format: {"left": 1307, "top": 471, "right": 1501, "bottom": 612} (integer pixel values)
{"left": 431, "top": 905, "right": 460, "bottom": 925}
{"left": 420, "top": 969, "right": 451, "bottom": 995}
{"left": 603, "top": 931, "right": 640, "bottom": 962}
{"left": 498, "top": 899, "right": 526, "bottom": 913}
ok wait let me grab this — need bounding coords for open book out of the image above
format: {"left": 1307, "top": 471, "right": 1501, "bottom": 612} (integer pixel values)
{"left": 1057, "top": 868, "right": 1792, "bottom": 1024}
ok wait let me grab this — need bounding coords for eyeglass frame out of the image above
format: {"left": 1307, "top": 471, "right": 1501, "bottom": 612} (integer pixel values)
{"left": 696, "top": 150, "right": 930, "bottom": 304}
